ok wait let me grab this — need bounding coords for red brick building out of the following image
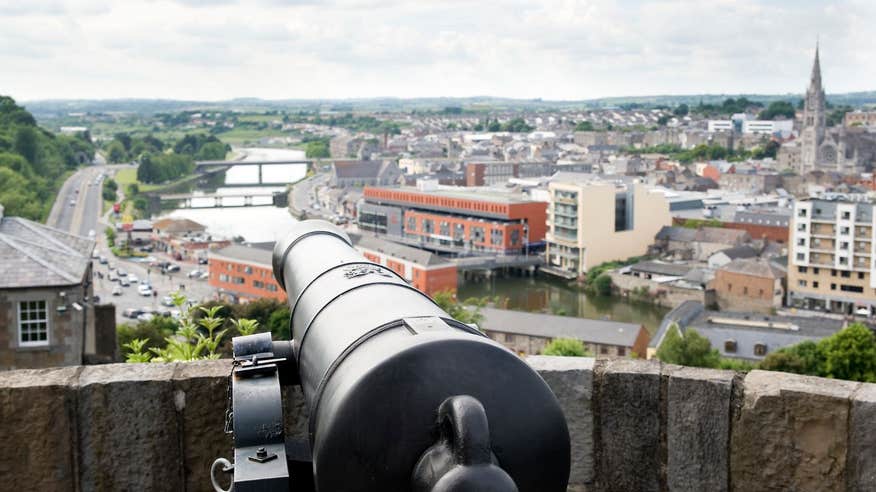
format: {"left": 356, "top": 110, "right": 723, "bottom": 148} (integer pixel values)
{"left": 359, "top": 185, "right": 547, "bottom": 254}
{"left": 352, "top": 234, "right": 457, "bottom": 296}
{"left": 208, "top": 245, "right": 286, "bottom": 302}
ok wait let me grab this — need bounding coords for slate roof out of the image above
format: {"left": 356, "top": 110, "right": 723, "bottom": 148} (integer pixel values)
{"left": 333, "top": 160, "right": 397, "bottom": 179}
{"left": 656, "top": 226, "right": 748, "bottom": 244}
{"left": 629, "top": 261, "right": 692, "bottom": 277}
{"left": 350, "top": 233, "right": 451, "bottom": 267}
{"left": 209, "top": 244, "right": 272, "bottom": 267}
{"left": 0, "top": 216, "right": 95, "bottom": 289}
{"left": 718, "top": 258, "right": 785, "bottom": 279}
{"left": 478, "top": 307, "right": 645, "bottom": 347}
{"left": 714, "top": 245, "right": 758, "bottom": 260}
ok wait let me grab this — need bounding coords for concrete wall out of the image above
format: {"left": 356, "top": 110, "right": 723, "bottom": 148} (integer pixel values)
{"left": 1, "top": 358, "right": 874, "bottom": 491}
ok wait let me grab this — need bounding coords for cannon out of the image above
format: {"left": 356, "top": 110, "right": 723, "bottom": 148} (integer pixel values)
{"left": 213, "top": 220, "right": 570, "bottom": 492}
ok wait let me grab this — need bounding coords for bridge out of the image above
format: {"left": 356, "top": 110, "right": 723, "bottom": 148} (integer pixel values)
{"left": 158, "top": 191, "right": 288, "bottom": 209}
{"left": 193, "top": 159, "right": 314, "bottom": 186}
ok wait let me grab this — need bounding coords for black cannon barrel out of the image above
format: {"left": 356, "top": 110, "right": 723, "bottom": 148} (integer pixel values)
{"left": 272, "top": 220, "right": 570, "bottom": 491}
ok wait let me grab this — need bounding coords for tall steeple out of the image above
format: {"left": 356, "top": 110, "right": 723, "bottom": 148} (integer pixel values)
{"left": 809, "top": 40, "right": 822, "bottom": 90}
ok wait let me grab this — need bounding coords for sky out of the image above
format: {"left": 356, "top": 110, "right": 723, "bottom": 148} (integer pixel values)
{"left": 1, "top": 0, "right": 875, "bottom": 102}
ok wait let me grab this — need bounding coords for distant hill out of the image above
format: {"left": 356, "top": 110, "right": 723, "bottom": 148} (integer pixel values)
{"left": 23, "top": 92, "right": 876, "bottom": 116}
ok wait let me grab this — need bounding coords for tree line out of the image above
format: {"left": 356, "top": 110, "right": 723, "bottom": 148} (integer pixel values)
{"left": 0, "top": 96, "right": 95, "bottom": 220}
{"left": 105, "top": 132, "right": 229, "bottom": 184}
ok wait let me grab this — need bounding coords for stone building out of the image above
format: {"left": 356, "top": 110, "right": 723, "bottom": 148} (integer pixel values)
{"left": 0, "top": 205, "right": 96, "bottom": 370}
{"left": 787, "top": 44, "right": 876, "bottom": 174}
{"left": 330, "top": 160, "right": 402, "bottom": 188}
{"left": 712, "top": 258, "right": 786, "bottom": 314}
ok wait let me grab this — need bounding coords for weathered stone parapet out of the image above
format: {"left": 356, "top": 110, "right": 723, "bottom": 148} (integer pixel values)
{"left": 1, "top": 359, "right": 875, "bottom": 491}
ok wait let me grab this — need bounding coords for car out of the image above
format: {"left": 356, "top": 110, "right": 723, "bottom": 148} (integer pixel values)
{"left": 140, "top": 278, "right": 150, "bottom": 285}
{"left": 112, "top": 286, "right": 123, "bottom": 296}
{"left": 164, "top": 264, "right": 181, "bottom": 273}
{"left": 107, "top": 263, "right": 115, "bottom": 271}
{"left": 119, "top": 278, "right": 130, "bottom": 287}
{"left": 91, "top": 250, "right": 99, "bottom": 259}
{"left": 161, "top": 296, "right": 175, "bottom": 307}
{"left": 108, "top": 273, "right": 119, "bottom": 282}
{"left": 197, "top": 257, "right": 208, "bottom": 265}
{"left": 128, "top": 274, "right": 139, "bottom": 284}
{"left": 122, "top": 308, "right": 142, "bottom": 319}
{"left": 156, "top": 309, "right": 172, "bottom": 318}
{"left": 197, "top": 271, "right": 210, "bottom": 280}
{"left": 136, "top": 313, "right": 154, "bottom": 322}
{"left": 855, "top": 308, "right": 871, "bottom": 317}
{"left": 138, "top": 284, "right": 153, "bottom": 297}
{"left": 98, "top": 256, "right": 108, "bottom": 265}
{"left": 69, "top": 199, "right": 75, "bottom": 207}
{"left": 187, "top": 269, "right": 203, "bottom": 279}
{"left": 117, "top": 269, "right": 127, "bottom": 277}
{"left": 87, "top": 230, "right": 96, "bottom": 239}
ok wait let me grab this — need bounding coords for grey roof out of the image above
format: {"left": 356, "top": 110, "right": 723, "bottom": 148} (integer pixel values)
{"left": 350, "top": 233, "right": 451, "bottom": 267}
{"left": 714, "top": 245, "right": 758, "bottom": 260}
{"left": 209, "top": 244, "right": 272, "bottom": 266}
{"left": 686, "top": 310, "right": 844, "bottom": 361}
{"left": 718, "top": 258, "right": 785, "bottom": 279}
{"left": 479, "top": 307, "right": 644, "bottom": 347}
{"left": 650, "top": 301, "right": 845, "bottom": 360}
{"left": 656, "top": 226, "right": 697, "bottom": 242}
{"left": 656, "top": 226, "right": 748, "bottom": 244}
{"left": 629, "top": 261, "right": 692, "bottom": 277}
{"left": 0, "top": 216, "right": 94, "bottom": 289}
{"left": 333, "top": 160, "right": 398, "bottom": 179}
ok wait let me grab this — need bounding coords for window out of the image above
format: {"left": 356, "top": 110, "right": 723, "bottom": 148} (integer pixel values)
{"left": 617, "top": 347, "right": 626, "bottom": 357}
{"left": 796, "top": 253, "right": 805, "bottom": 261}
{"left": 813, "top": 281, "right": 819, "bottom": 288}
{"left": 831, "top": 269, "right": 837, "bottom": 277}
{"left": 831, "top": 283, "right": 837, "bottom": 290}
{"left": 253, "top": 280, "right": 264, "bottom": 288}
{"left": 226, "top": 264, "right": 232, "bottom": 271}
{"left": 724, "top": 339, "right": 737, "bottom": 353}
{"left": 841, "top": 226, "right": 850, "bottom": 235}
{"left": 841, "top": 284, "right": 865, "bottom": 293}
{"left": 842, "top": 211, "right": 851, "bottom": 220}
{"left": 798, "top": 280, "right": 807, "bottom": 288}
{"left": 813, "top": 268, "right": 820, "bottom": 274}
{"left": 754, "top": 343, "right": 767, "bottom": 357}
{"left": 798, "top": 209, "right": 807, "bottom": 217}
{"left": 219, "top": 274, "right": 229, "bottom": 282}
{"left": 797, "top": 238, "right": 806, "bottom": 246}
{"left": 759, "top": 289, "right": 764, "bottom": 297}
{"left": 18, "top": 300, "right": 48, "bottom": 346}
{"left": 726, "top": 283, "right": 732, "bottom": 292}
{"left": 797, "top": 224, "right": 807, "bottom": 232}
{"left": 504, "top": 333, "right": 514, "bottom": 343}
{"left": 232, "top": 276, "right": 245, "bottom": 284}
{"left": 858, "top": 272, "right": 865, "bottom": 280}
{"left": 743, "top": 287, "right": 749, "bottom": 295}
{"left": 439, "top": 221, "right": 450, "bottom": 237}
{"left": 266, "top": 284, "right": 278, "bottom": 292}
{"left": 406, "top": 216, "right": 416, "bottom": 232}
{"left": 798, "top": 266, "right": 808, "bottom": 273}
{"left": 841, "top": 242, "right": 849, "bottom": 250}
{"left": 244, "top": 266, "right": 253, "bottom": 274}
{"left": 600, "top": 346, "right": 608, "bottom": 355}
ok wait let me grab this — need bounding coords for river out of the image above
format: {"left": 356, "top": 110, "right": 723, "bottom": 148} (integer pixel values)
{"left": 165, "top": 148, "right": 307, "bottom": 243}
{"left": 458, "top": 274, "right": 669, "bottom": 335}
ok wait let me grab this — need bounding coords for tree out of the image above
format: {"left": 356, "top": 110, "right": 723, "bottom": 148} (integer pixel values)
{"left": 657, "top": 115, "right": 670, "bottom": 126}
{"left": 591, "top": 274, "right": 613, "bottom": 297}
{"left": 542, "top": 338, "right": 590, "bottom": 357}
{"left": 574, "top": 121, "right": 594, "bottom": 131}
{"left": 656, "top": 326, "right": 720, "bottom": 368}
{"left": 673, "top": 104, "right": 689, "bottom": 117}
{"left": 432, "top": 290, "right": 483, "bottom": 325}
{"left": 107, "top": 140, "right": 127, "bottom": 163}
{"left": 820, "top": 323, "right": 876, "bottom": 383}
{"left": 14, "top": 127, "right": 38, "bottom": 165}
{"left": 305, "top": 139, "right": 330, "bottom": 158}
{"left": 758, "top": 100, "right": 796, "bottom": 120}
{"left": 196, "top": 141, "right": 228, "bottom": 160}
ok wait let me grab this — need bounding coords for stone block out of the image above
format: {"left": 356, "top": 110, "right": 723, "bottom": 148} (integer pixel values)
{"left": 529, "top": 356, "right": 595, "bottom": 488}
{"left": 77, "top": 362, "right": 181, "bottom": 492}
{"left": 0, "top": 366, "right": 80, "bottom": 491}
{"left": 665, "top": 365, "right": 734, "bottom": 492}
{"left": 848, "top": 382, "right": 876, "bottom": 491}
{"left": 173, "top": 360, "right": 232, "bottom": 492}
{"left": 596, "top": 358, "right": 662, "bottom": 492}
{"left": 730, "top": 370, "right": 859, "bottom": 492}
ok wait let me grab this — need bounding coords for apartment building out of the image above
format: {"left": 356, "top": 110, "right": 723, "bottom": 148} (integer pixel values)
{"left": 788, "top": 198, "right": 876, "bottom": 315}
{"left": 545, "top": 178, "right": 672, "bottom": 278}
{"left": 208, "top": 244, "right": 285, "bottom": 302}
{"left": 358, "top": 182, "right": 547, "bottom": 254}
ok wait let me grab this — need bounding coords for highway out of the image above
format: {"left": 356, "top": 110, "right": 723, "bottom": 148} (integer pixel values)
{"left": 47, "top": 165, "right": 107, "bottom": 237}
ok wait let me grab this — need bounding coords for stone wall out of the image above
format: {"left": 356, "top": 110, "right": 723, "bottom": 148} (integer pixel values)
{"left": 609, "top": 272, "right": 706, "bottom": 308}
{"left": 1, "top": 358, "right": 874, "bottom": 491}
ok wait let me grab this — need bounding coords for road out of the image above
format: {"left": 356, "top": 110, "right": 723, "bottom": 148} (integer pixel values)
{"left": 47, "top": 165, "right": 107, "bottom": 237}
{"left": 290, "top": 172, "right": 330, "bottom": 219}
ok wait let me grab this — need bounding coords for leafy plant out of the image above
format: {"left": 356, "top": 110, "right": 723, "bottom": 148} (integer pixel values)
{"left": 542, "top": 338, "right": 591, "bottom": 357}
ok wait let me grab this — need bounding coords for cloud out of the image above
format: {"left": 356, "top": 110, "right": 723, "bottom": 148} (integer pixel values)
{"left": 1, "top": 0, "right": 874, "bottom": 100}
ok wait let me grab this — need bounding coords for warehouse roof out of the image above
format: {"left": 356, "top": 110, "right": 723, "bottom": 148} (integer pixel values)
{"left": 478, "top": 307, "right": 645, "bottom": 347}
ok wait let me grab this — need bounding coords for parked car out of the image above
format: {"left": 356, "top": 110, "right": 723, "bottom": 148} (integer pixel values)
{"left": 119, "top": 278, "right": 130, "bottom": 287}
{"left": 138, "top": 284, "right": 153, "bottom": 297}
{"left": 122, "top": 308, "right": 142, "bottom": 319}
{"left": 108, "top": 273, "right": 119, "bottom": 282}
{"left": 161, "top": 296, "right": 175, "bottom": 307}
{"left": 128, "top": 274, "right": 139, "bottom": 284}
{"left": 112, "top": 285, "right": 123, "bottom": 296}
{"left": 139, "top": 245, "right": 154, "bottom": 253}
{"left": 187, "top": 269, "right": 203, "bottom": 279}
{"left": 117, "top": 269, "right": 127, "bottom": 277}
{"left": 137, "top": 313, "right": 154, "bottom": 322}
{"left": 164, "top": 264, "right": 181, "bottom": 273}
{"left": 197, "top": 257, "right": 208, "bottom": 265}
{"left": 98, "top": 256, "right": 108, "bottom": 265}
{"left": 197, "top": 271, "right": 210, "bottom": 280}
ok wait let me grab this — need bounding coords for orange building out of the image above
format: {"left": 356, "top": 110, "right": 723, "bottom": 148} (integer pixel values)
{"left": 208, "top": 245, "right": 286, "bottom": 302}
{"left": 352, "top": 233, "right": 457, "bottom": 296}
{"left": 359, "top": 185, "right": 547, "bottom": 254}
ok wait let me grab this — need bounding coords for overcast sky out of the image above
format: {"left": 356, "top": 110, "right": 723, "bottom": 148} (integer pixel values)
{"left": 2, "top": 0, "right": 875, "bottom": 102}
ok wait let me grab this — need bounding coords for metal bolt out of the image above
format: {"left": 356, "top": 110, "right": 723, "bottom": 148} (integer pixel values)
{"left": 256, "top": 447, "right": 267, "bottom": 458}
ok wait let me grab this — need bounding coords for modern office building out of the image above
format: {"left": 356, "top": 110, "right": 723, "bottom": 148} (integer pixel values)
{"left": 357, "top": 182, "right": 547, "bottom": 254}
{"left": 208, "top": 244, "right": 285, "bottom": 302}
{"left": 788, "top": 197, "right": 876, "bottom": 315}
{"left": 544, "top": 178, "right": 672, "bottom": 278}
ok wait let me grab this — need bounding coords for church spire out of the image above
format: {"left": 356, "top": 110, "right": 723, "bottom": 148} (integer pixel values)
{"left": 810, "top": 40, "right": 822, "bottom": 90}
